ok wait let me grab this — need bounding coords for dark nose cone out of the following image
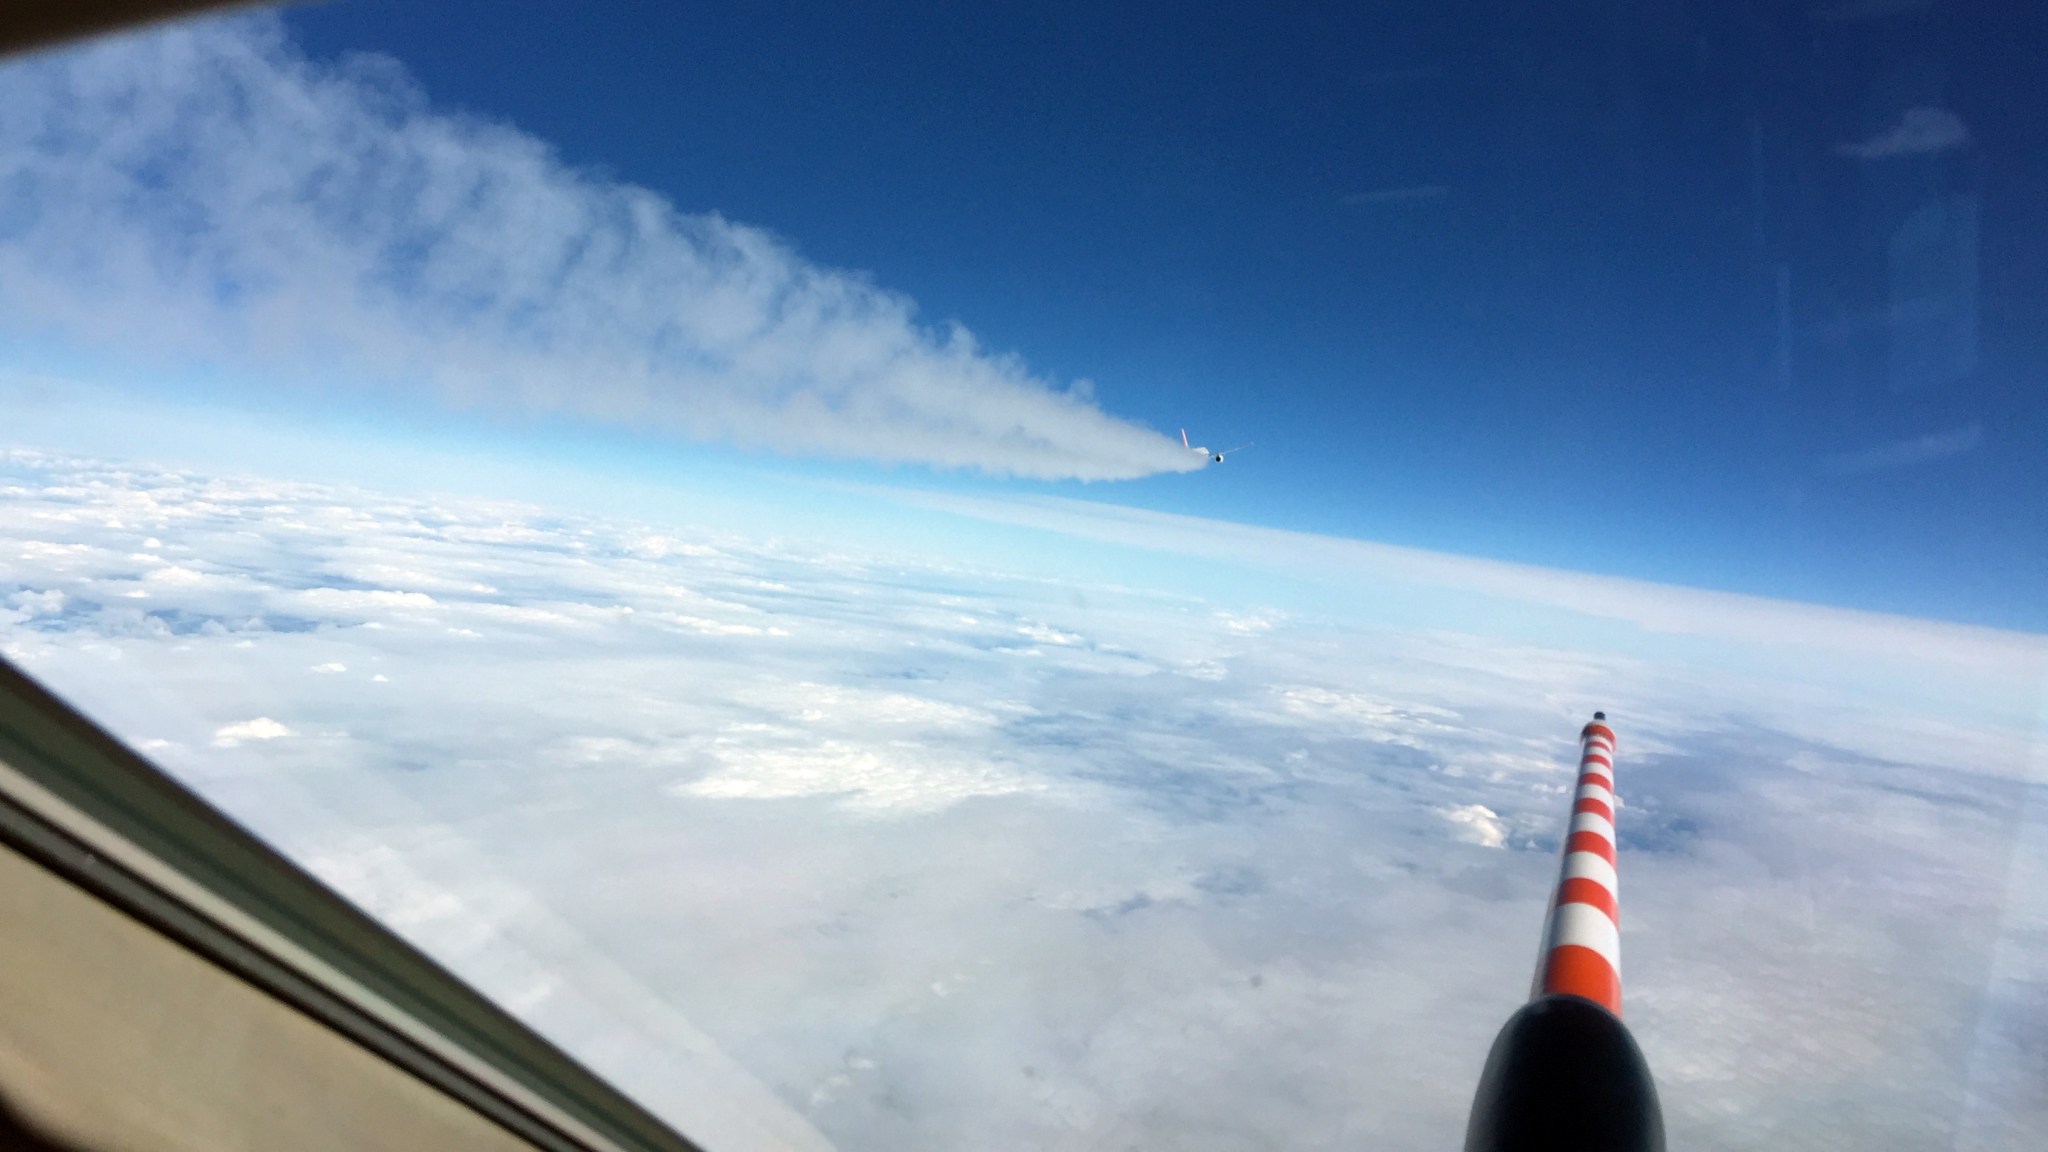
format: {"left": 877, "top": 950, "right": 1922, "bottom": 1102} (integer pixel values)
{"left": 1465, "top": 995, "right": 1664, "bottom": 1152}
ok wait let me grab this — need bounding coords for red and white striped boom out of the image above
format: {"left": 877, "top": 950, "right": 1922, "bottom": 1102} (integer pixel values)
{"left": 1464, "top": 713, "right": 1661, "bottom": 1151}
{"left": 1533, "top": 714, "right": 1623, "bottom": 1015}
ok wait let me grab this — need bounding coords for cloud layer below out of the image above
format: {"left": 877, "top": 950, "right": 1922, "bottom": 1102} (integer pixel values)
{"left": 0, "top": 19, "right": 1198, "bottom": 481}
{"left": 3, "top": 448, "right": 2041, "bottom": 1150}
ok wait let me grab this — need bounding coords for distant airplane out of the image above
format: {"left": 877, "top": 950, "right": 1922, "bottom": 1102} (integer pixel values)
{"left": 1182, "top": 429, "right": 1252, "bottom": 464}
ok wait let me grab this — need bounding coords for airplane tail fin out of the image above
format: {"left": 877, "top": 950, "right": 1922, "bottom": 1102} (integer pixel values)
{"left": 1181, "top": 428, "right": 1190, "bottom": 449}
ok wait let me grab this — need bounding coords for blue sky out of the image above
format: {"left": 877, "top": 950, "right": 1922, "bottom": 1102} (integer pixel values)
{"left": 6, "top": 1, "right": 2044, "bottom": 628}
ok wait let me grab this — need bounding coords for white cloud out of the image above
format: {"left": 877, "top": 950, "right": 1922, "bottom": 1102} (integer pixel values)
{"left": 212, "top": 716, "right": 292, "bottom": 746}
{"left": 1439, "top": 803, "right": 1509, "bottom": 848}
{"left": 288, "top": 587, "right": 439, "bottom": 617}
{"left": 660, "top": 612, "right": 787, "bottom": 637}
{"left": 1016, "top": 622, "right": 1084, "bottom": 646}
{"left": 6, "top": 588, "right": 64, "bottom": 616}
{"left": 1217, "top": 611, "right": 1278, "bottom": 635}
{"left": 677, "top": 741, "right": 1042, "bottom": 815}
{"left": 142, "top": 564, "right": 211, "bottom": 585}
{"left": 1276, "top": 686, "right": 1460, "bottom": 745}
{"left": 0, "top": 19, "right": 1197, "bottom": 482}
{"left": 1836, "top": 107, "right": 1971, "bottom": 160}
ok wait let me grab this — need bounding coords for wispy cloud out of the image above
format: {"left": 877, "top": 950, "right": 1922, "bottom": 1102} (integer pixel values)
{"left": 1342, "top": 184, "right": 1451, "bottom": 206}
{"left": 0, "top": 18, "right": 1197, "bottom": 481}
{"left": 1822, "top": 424, "right": 1983, "bottom": 475}
{"left": 1835, "top": 107, "right": 1970, "bottom": 160}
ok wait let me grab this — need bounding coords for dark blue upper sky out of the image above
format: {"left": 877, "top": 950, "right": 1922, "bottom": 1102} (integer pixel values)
{"left": 284, "top": 0, "right": 2046, "bottom": 629}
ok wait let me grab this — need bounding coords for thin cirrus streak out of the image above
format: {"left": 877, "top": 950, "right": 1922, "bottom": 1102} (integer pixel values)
{"left": 1533, "top": 718, "right": 1625, "bottom": 1016}
{"left": 0, "top": 16, "right": 1199, "bottom": 482}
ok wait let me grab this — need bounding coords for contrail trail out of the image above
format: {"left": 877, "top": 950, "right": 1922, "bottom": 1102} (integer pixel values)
{"left": 0, "top": 16, "right": 1199, "bottom": 481}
